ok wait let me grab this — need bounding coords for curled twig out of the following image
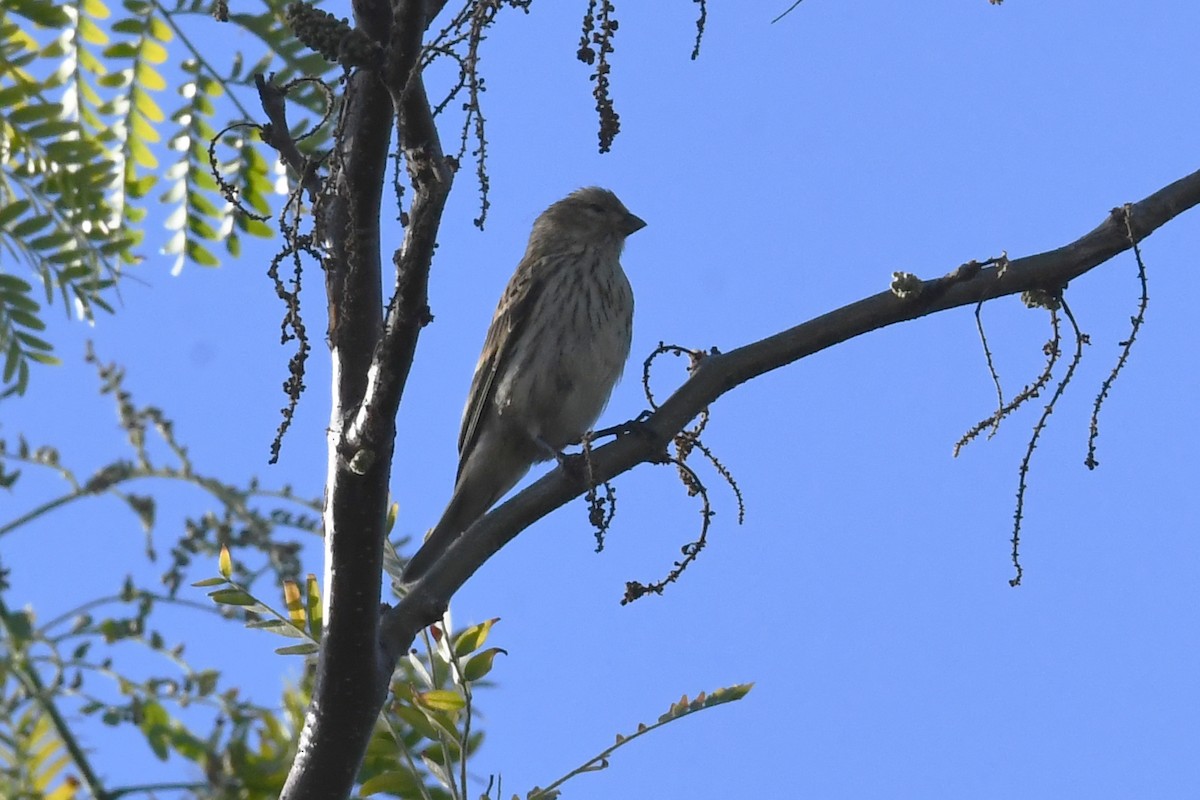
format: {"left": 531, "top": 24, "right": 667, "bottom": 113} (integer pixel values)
{"left": 973, "top": 300, "right": 1006, "bottom": 439}
{"left": 1009, "top": 296, "right": 1086, "bottom": 586}
{"left": 1085, "top": 204, "right": 1149, "bottom": 470}
{"left": 611, "top": 342, "right": 745, "bottom": 601}
{"left": 622, "top": 455, "right": 712, "bottom": 605}
{"left": 208, "top": 122, "right": 274, "bottom": 221}
{"left": 955, "top": 298, "right": 1059, "bottom": 457}
{"left": 580, "top": 432, "right": 618, "bottom": 552}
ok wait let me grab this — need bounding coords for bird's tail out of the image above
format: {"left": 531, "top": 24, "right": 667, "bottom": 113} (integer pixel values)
{"left": 401, "top": 484, "right": 483, "bottom": 584}
{"left": 401, "top": 440, "right": 532, "bottom": 583}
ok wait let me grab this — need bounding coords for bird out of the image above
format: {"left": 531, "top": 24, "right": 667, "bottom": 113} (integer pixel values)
{"left": 402, "top": 187, "right": 645, "bottom": 583}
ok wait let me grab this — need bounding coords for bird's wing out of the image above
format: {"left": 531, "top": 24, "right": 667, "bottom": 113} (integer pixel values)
{"left": 456, "top": 257, "right": 550, "bottom": 480}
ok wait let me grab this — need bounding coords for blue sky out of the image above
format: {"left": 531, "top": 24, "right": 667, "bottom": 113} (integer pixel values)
{"left": 4, "top": 1, "right": 1200, "bottom": 797}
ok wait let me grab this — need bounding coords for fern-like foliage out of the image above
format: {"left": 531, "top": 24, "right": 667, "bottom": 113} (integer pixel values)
{"left": 0, "top": 0, "right": 339, "bottom": 396}
{"left": 0, "top": 688, "right": 73, "bottom": 799}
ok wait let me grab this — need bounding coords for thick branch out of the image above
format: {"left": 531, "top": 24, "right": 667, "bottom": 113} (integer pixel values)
{"left": 347, "top": 41, "right": 454, "bottom": 455}
{"left": 384, "top": 166, "right": 1200, "bottom": 639}
{"left": 282, "top": 0, "right": 455, "bottom": 797}
{"left": 281, "top": 68, "right": 393, "bottom": 800}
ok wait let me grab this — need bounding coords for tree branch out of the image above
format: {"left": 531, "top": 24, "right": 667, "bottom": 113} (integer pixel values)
{"left": 282, "top": 0, "right": 455, "bottom": 797}
{"left": 346, "top": 0, "right": 454, "bottom": 458}
{"left": 280, "top": 65, "right": 393, "bottom": 800}
{"left": 384, "top": 166, "right": 1200, "bottom": 637}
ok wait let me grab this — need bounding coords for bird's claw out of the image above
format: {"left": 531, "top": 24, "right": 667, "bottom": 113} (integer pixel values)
{"left": 590, "top": 412, "right": 654, "bottom": 442}
{"left": 554, "top": 450, "right": 590, "bottom": 484}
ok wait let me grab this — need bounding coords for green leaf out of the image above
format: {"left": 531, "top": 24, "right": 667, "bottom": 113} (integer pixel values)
{"left": 15, "top": 332, "right": 53, "bottom": 352}
{"left": 0, "top": 85, "right": 35, "bottom": 108}
{"left": 10, "top": 214, "right": 53, "bottom": 238}
{"left": 4, "top": 609, "right": 34, "bottom": 644}
{"left": 185, "top": 239, "right": 219, "bottom": 267}
{"left": 6, "top": 338, "right": 24, "bottom": 385}
{"left": 97, "top": 71, "right": 130, "bottom": 89}
{"left": 208, "top": 588, "right": 254, "bottom": 606}
{"left": 111, "top": 18, "right": 144, "bottom": 34}
{"left": 0, "top": 274, "right": 35, "bottom": 293}
{"left": 28, "top": 232, "right": 74, "bottom": 252}
{"left": 138, "top": 700, "right": 171, "bottom": 761}
{"left": 26, "top": 119, "right": 77, "bottom": 140}
{"left": 8, "top": 103, "right": 63, "bottom": 124}
{"left": 247, "top": 618, "right": 305, "bottom": 638}
{"left": 10, "top": 1, "right": 70, "bottom": 27}
{"left": 2, "top": 291, "right": 39, "bottom": 312}
{"left": 275, "top": 642, "right": 319, "bottom": 656}
{"left": 392, "top": 705, "right": 442, "bottom": 742}
{"left": 102, "top": 41, "right": 138, "bottom": 58}
{"left": 7, "top": 309, "right": 45, "bottom": 330}
{"left": 0, "top": 199, "right": 31, "bottom": 227}
{"left": 463, "top": 647, "right": 506, "bottom": 682}
{"left": 360, "top": 771, "right": 420, "bottom": 797}
{"left": 24, "top": 350, "right": 61, "bottom": 366}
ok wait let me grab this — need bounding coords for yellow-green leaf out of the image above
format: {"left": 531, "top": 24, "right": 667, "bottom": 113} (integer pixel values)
{"left": 305, "top": 574, "right": 322, "bottom": 639}
{"left": 283, "top": 580, "right": 304, "bottom": 626}
{"left": 453, "top": 617, "right": 499, "bottom": 657}
{"left": 140, "top": 38, "right": 167, "bottom": 64}
{"left": 83, "top": 0, "right": 111, "bottom": 19}
{"left": 148, "top": 14, "right": 172, "bottom": 42}
{"left": 419, "top": 689, "right": 466, "bottom": 712}
{"left": 44, "top": 778, "right": 80, "bottom": 800}
{"left": 78, "top": 17, "right": 108, "bottom": 45}
{"left": 135, "top": 62, "right": 166, "bottom": 92}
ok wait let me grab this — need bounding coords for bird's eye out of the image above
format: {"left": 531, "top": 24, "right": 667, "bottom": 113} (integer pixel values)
{"left": 586, "top": 203, "right": 606, "bottom": 214}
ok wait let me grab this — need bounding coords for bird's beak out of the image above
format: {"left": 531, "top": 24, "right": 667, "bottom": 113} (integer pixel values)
{"left": 622, "top": 212, "right": 647, "bottom": 236}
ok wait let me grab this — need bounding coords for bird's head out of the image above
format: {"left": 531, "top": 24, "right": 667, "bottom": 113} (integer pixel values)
{"left": 534, "top": 187, "right": 646, "bottom": 244}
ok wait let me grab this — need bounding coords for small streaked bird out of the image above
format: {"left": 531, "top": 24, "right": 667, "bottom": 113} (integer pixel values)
{"left": 402, "top": 187, "right": 645, "bottom": 582}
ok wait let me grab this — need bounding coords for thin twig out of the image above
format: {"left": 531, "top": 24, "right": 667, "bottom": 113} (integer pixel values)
{"left": 1085, "top": 204, "right": 1149, "bottom": 470}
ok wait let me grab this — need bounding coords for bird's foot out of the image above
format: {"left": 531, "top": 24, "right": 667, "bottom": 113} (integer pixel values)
{"left": 590, "top": 411, "right": 654, "bottom": 442}
{"left": 553, "top": 450, "right": 590, "bottom": 485}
